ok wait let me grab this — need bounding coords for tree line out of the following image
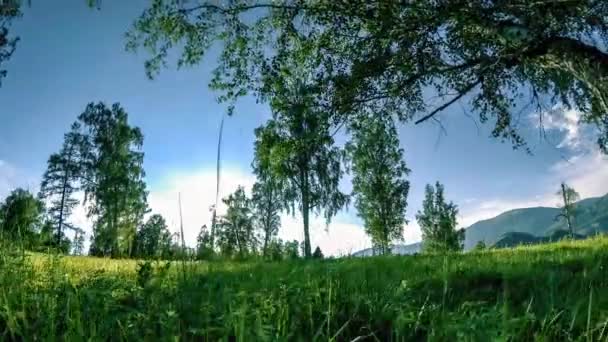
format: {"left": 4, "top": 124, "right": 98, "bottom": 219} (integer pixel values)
{"left": 0, "top": 99, "right": 468, "bottom": 259}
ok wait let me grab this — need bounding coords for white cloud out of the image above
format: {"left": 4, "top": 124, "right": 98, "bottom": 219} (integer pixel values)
{"left": 147, "top": 166, "right": 256, "bottom": 247}
{"left": 549, "top": 151, "right": 608, "bottom": 199}
{"left": 403, "top": 219, "right": 423, "bottom": 242}
{"left": 540, "top": 105, "right": 584, "bottom": 149}
{"left": 146, "top": 166, "right": 373, "bottom": 256}
{"left": 534, "top": 104, "right": 600, "bottom": 152}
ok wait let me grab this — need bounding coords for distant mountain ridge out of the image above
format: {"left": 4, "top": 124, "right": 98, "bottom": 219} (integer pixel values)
{"left": 352, "top": 193, "right": 608, "bottom": 256}
{"left": 464, "top": 193, "right": 608, "bottom": 249}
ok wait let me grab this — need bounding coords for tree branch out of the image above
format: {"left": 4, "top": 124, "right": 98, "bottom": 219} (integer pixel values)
{"left": 175, "top": 3, "right": 306, "bottom": 16}
{"left": 414, "top": 78, "right": 482, "bottom": 125}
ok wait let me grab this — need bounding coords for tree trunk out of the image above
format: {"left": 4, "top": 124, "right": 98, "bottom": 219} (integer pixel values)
{"left": 263, "top": 225, "right": 270, "bottom": 257}
{"left": 561, "top": 183, "right": 574, "bottom": 238}
{"left": 210, "top": 210, "right": 216, "bottom": 252}
{"left": 303, "top": 202, "right": 311, "bottom": 258}
{"left": 57, "top": 169, "right": 69, "bottom": 247}
{"left": 235, "top": 220, "right": 243, "bottom": 257}
{"left": 263, "top": 192, "right": 272, "bottom": 257}
{"left": 111, "top": 184, "right": 119, "bottom": 257}
{"left": 57, "top": 146, "right": 75, "bottom": 248}
{"left": 301, "top": 168, "right": 312, "bottom": 258}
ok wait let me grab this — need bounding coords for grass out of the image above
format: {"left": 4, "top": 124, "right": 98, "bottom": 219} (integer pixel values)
{"left": 1, "top": 237, "right": 608, "bottom": 341}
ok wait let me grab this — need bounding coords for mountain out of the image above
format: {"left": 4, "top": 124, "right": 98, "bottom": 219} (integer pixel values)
{"left": 464, "top": 207, "right": 559, "bottom": 249}
{"left": 465, "top": 193, "right": 608, "bottom": 249}
{"left": 352, "top": 242, "right": 422, "bottom": 257}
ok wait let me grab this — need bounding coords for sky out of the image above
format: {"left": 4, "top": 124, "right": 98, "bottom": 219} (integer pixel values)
{"left": 1, "top": 1, "right": 607, "bottom": 255}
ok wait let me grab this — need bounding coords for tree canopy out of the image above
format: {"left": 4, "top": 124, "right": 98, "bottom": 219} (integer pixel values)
{"left": 216, "top": 186, "right": 256, "bottom": 258}
{"left": 132, "top": 214, "right": 172, "bottom": 259}
{"left": 251, "top": 177, "right": 282, "bottom": 257}
{"left": 195, "top": 224, "right": 214, "bottom": 260}
{"left": 128, "top": 0, "right": 608, "bottom": 153}
{"left": 0, "top": 188, "right": 44, "bottom": 245}
{"left": 348, "top": 113, "right": 410, "bottom": 255}
{"left": 39, "top": 122, "right": 86, "bottom": 249}
{"left": 77, "top": 102, "right": 148, "bottom": 257}
{"left": 417, "top": 182, "right": 463, "bottom": 253}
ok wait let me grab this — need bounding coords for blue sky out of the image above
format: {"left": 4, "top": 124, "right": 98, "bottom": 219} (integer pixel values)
{"left": 1, "top": 1, "right": 607, "bottom": 255}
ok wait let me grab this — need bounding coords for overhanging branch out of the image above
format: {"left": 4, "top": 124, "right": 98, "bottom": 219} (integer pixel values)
{"left": 414, "top": 78, "right": 482, "bottom": 125}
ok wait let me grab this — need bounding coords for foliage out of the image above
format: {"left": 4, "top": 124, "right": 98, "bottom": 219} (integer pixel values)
{"left": 0, "top": 188, "right": 44, "bottom": 246}
{"left": 417, "top": 182, "right": 464, "bottom": 253}
{"left": 39, "top": 122, "right": 86, "bottom": 251}
{"left": 265, "top": 238, "right": 285, "bottom": 261}
{"left": 132, "top": 214, "right": 172, "bottom": 259}
{"left": 557, "top": 182, "right": 580, "bottom": 237}
{"left": 76, "top": 102, "right": 148, "bottom": 258}
{"left": 474, "top": 240, "right": 487, "bottom": 251}
{"left": 164, "top": 236, "right": 194, "bottom": 261}
{"left": 72, "top": 228, "right": 85, "bottom": 255}
{"left": 251, "top": 166, "right": 282, "bottom": 258}
{"left": 36, "top": 220, "right": 71, "bottom": 253}
{"left": 128, "top": 0, "right": 608, "bottom": 154}
{"left": 195, "top": 225, "right": 214, "bottom": 260}
{"left": 283, "top": 240, "right": 300, "bottom": 260}
{"left": 216, "top": 186, "right": 256, "bottom": 258}
{"left": 348, "top": 113, "right": 410, "bottom": 254}
{"left": 0, "top": 1, "right": 20, "bottom": 87}
{"left": 3, "top": 236, "right": 608, "bottom": 339}
{"left": 312, "top": 246, "right": 324, "bottom": 259}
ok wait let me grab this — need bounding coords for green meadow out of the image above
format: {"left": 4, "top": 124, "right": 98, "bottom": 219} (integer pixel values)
{"left": 2, "top": 236, "right": 608, "bottom": 341}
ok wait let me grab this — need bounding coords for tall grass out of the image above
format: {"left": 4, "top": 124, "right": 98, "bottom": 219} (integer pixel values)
{"left": 1, "top": 236, "right": 608, "bottom": 340}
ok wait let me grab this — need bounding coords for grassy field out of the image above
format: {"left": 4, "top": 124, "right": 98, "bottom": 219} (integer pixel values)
{"left": 1, "top": 237, "right": 608, "bottom": 341}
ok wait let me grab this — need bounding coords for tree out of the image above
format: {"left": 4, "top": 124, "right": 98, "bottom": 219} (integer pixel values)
{"left": 37, "top": 220, "right": 71, "bottom": 253}
{"left": 72, "top": 228, "right": 85, "bottom": 255}
{"left": 251, "top": 161, "right": 282, "bottom": 258}
{"left": 312, "top": 246, "right": 324, "bottom": 259}
{"left": 216, "top": 186, "right": 256, "bottom": 258}
{"left": 417, "top": 182, "right": 464, "bottom": 253}
{"left": 195, "top": 224, "right": 214, "bottom": 260}
{"left": 266, "top": 238, "right": 285, "bottom": 261}
{"left": 0, "top": 1, "right": 20, "bottom": 87}
{"left": 0, "top": 188, "right": 44, "bottom": 246}
{"left": 129, "top": 1, "right": 608, "bottom": 154}
{"left": 556, "top": 182, "right": 580, "bottom": 238}
{"left": 474, "top": 240, "right": 487, "bottom": 251}
{"left": 348, "top": 114, "right": 410, "bottom": 255}
{"left": 132, "top": 214, "right": 171, "bottom": 259}
{"left": 283, "top": 240, "right": 300, "bottom": 260}
{"left": 77, "top": 102, "right": 148, "bottom": 258}
{"left": 39, "top": 122, "right": 86, "bottom": 249}
{"left": 253, "top": 67, "right": 348, "bottom": 258}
